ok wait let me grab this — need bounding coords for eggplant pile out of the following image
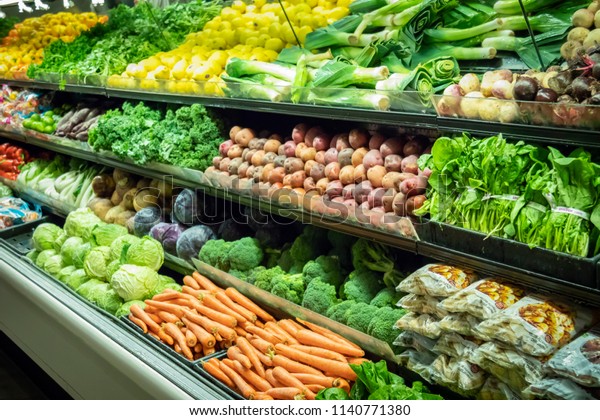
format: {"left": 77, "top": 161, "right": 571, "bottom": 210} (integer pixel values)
{"left": 55, "top": 105, "right": 105, "bottom": 142}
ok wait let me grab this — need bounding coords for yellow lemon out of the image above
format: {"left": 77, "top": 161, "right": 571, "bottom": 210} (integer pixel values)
{"left": 171, "top": 59, "right": 188, "bottom": 80}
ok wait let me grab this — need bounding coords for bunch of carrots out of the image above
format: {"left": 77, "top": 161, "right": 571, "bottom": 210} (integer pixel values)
{"left": 128, "top": 272, "right": 370, "bottom": 400}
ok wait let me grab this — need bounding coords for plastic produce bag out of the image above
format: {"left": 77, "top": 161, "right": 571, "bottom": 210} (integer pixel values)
{"left": 439, "top": 313, "right": 481, "bottom": 336}
{"left": 475, "top": 294, "right": 595, "bottom": 357}
{"left": 397, "top": 348, "right": 437, "bottom": 383}
{"left": 398, "top": 293, "right": 448, "bottom": 318}
{"left": 0, "top": 197, "right": 42, "bottom": 229}
{"left": 438, "top": 278, "right": 526, "bottom": 320}
{"left": 433, "top": 333, "right": 482, "bottom": 362}
{"left": 394, "top": 330, "right": 438, "bottom": 353}
{"left": 546, "top": 328, "right": 600, "bottom": 387}
{"left": 430, "top": 354, "right": 487, "bottom": 396}
{"left": 524, "top": 378, "right": 597, "bottom": 400}
{"left": 478, "top": 377, "right": 521, "bottom": 400}
{"left": 396, "top": 264, "right": 478, "bottom": 297}
{"left": 395, "top": 312, "right": 442, "bottom": 339}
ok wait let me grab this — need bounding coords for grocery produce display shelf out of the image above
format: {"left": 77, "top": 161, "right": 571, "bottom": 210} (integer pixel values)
{"left": 0, "top": 242, "right": 232, "bottom": 399}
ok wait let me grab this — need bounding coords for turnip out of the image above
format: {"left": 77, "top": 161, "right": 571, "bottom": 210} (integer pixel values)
{"left": 568, "top": 27, "right": 590, "bottom": 44}
{"left": 572, "top": 8, "right": 594, "bottom": 28}
{"left": 491, "top": 79, "right": 514, "bottom": 100}
{"left": 478, "top": 97, "right": 503, "bottom": 122}
{"left": 461, "top": 92, "right": 485, "bottom": 119}
{"left": 459, "top": 73, "right": 481, "bottom": 94}
{"left": 513, "top": 76, "right": 539, "bottom": 101}
{"left": 481, "top": 69, "right": 512, "bottom": 97}
{"left": 498, "top": 102, "right": 520, "bottom": 124}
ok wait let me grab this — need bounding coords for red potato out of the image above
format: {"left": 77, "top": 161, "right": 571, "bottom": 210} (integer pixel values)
{"left": 352, "top": 148, "right": 369, "bottom": 167}
{"left": 324, "top": 148, "right": 338, "bottom": 165}
{"left": 235, "top": 128, "right": 256, "bottom": 147}
{"left": 380, "top": 137, "right": 405, "bottom": 158}
{"left": 384, "top": 154, "right": 403, "bottom": 172}
{"left": 382, "top": 188, "right": 396, "bottom": 212}
{"left": 420, "top": 167, "right": 432, "bottom": 178}
{"left": 292, "top": 123, "right": 309, "bottom": 144}
{"left": 304, "top": 126, "right": 324, "bottom": 147}
{"left": 363, "top": 150, "right": 384, "bottom": 170}
{"left": 403, "top": 163, "right": 419, "bottom": 175}
{"left": 359, "top": 200, "right": 372, "bottom": 211}
{"left": 282, "top": 174, "right": 293, "bottom": 187}
{"left": 399, "top": 176, "right": 428, "bottom": 197}
{"left": 353, "top": 164, "right": 367, "bottom": 183}
{"left": 245, "top": 149, "right": 256, "bottom": 164}
{"left": 315, "top": 151, "right": 326, "bottom": 165}
{"left": 251, "top": 150, "right": 266, "bottom": 167}
{"left": 354, "top": 181, "right": 373, "bottom": 204}
{"left": 367, "top": 187, "right": 386, "bottom": 208}
{"left": 301, "top": 147, "right": 317, "bottom": 162}
{"left": 313, "top": 132, "right": 331, "bottom": 151}
{"left": 264, "top": 139, "right": 282, "bottom": 154}
{"left": 284, "top": 157, "right": 304, "bottom": 174}
{"left": 219, "top": 157, "right": 231, "bottom": 172}
{"left": 406, "top": 194, "right": 426, "bottom": 216}
{"left": 326, "top": 180, "right": 344, "bottom": 200}
{"left": 268, "top": 167, "right": 286, "bottom": 184}
{"left": 220, "top": 140, "right": 234, "bottom": 158}
{"left": 283, "top": 141, "right": 297, "bottom": 158}
{"left": 342, "top": 184, "right": 355, "bottom": 200}
{"left": 304, "top": 160, "right": 318, "bottom": 176}
{"left": 339, "top": 166, "right": 355, "bottom": 185}
{"left": 334, "top": 134, "right": 351, "bottom": 151}
{"left": 310, "top": 163, "right": 326, "bottom": 181}
{"left": 242, "top": 148, "right": 251, "bottom": 162}
{"left": 246, "top": 165, "right": 257, "bottom": 179}
{"left": 369, "top": 133, "right": 386, "bottom": 150}
{"left": 274, "top": 155, "right": 286, "bottom": 168}
{"left": 392, "top": 192, "right": 407, "bottom": 216}
{"left": 401, "top": 155, "right": 419, "bottom": 173}
{"left": 229, "top": 126, "right": 242, "bottom": 141}
{"left": 295, "top": 143, "right": 307, "bottom": 158}
{"left": 262, "top": 152, "right": 278, "bottom": 166}
{"left": 372, "top": 206, "right": 385, "bottom": 213}
{"left": 324, "top": 162, "right": 340, "bottom": 180}
{"left": 228, "top": 157, "right": 244, "bottom": 175}
{"left": 403, "top": 136, "right": 427, "bottom": 156}
{"left": 338, "top": 148, "right": 354, "bottom": 167}
{"left": 367, "top": 165, "right": 387, "bottom": 188}
{"left": 237, "top": 162, "right": 250, "bottom": 178}
{"left": 304, "top": 177, "right": 317, "bottom": 192}
{"left": 213, "top": 156, "right": 222, "bottom": 169}
{"left": 331, "top": 196, "right": 344, "bottom": 203}
{"left": 290, "top": 170, "right": 306, "bottom": 188}
{"left": 349, "top": 128, "right": 369, "bottom": 149}
{"left": 343, "top": 198, "right": 357, "bottom": 208}
{"left": 228, "top": 145, "right": 244, "bottom": 159}
{"left": 315, "top": 178, "right": 329, "bottom": 195}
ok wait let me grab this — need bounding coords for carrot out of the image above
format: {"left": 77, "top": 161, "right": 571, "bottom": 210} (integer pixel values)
{"left": 174, "top": 344, "right": 182, "bottom": 354}
{"left": 227, "top": 346, "right": 252, "bottom": 369}
{"left": 346, "top": 357, "right": 369, "bottom": 365}
{"left": 272, "top": 366, "right": 316, "bottom": 400}
{"left": 272, "top": 355, "right": 324, "bottom": 376}
{"left": 192, "top": 272, "right": 221, "bottom": 293}
{"left": 165, "top": 298, "right": 197, "bottom": 309}
{"left": 255, "top": 349, "right": 274, "bottom": 367}
{"left": 183, "top": 309, "right": 236, "bottom": 341}
{"left": 183, "top": 275, "right": 201, "bottom": 290}
{"left": 203, "top": 345, "right": 215, "bottom": 356}
{"left": 221, "top": 339, "right": 234, "bottom": 349}
{"left": 235, "top": 327, "right": 248, "bottom": 337}
{"left": 296, "top": 329, "right": 365, "bottom": 357}
{"left": 157, "top": 328, "right": 174, "bottom": 346}
{"left": 214, "top": 291, "right": 256, "bottom": 322}
{"left": 130, "top": 304, "right": 160, "bottom": 334}
{"left": 156, "top": 310, "right": 180, "bottom": 324}
{"left": 148, "top": 332, "right": 161, "bottom": 341}
{"left": 164, "top": 323, "right": 194, "bottom": 360}
{"left": 291, "top": 373, "right": 335, "bottom": 388}
{"left": 255, "top": 320, "right": 266, "bottom": 329}
{"left": 225, "top": 287, "right": 275, "bottom": 322}
{"left": 203, "top": 360, "right": 235, "bottom": 389}
{"left": 193, "top": 302, "right": 238, "bottom": 328}
{"left": 152, "top": 291, "right": 180, "bottom": 302}
{"left": 185, "top": 329, "right": 198, "bottom": 347}
{"left": 265, "top": 369, "right": 285, "bottom": 388}
{"left": 194, "top": 343, "right": 203, "bottom": 354}
{"left": 181, "top": 317, "right": 216, "bottom": 348}
{"left": 229, "top": 360, "right": 271, "bottom": 392}
{"left": 249, "top": 392, "right": 274, "bottom": 400}
{"left": 290, "top": 344, "right": 347, "bottom": 362}
{"left": 266, "top": 387, "right": 305, "bottom": 400}
{"left": 249, "top": 336, "right": 275, "bottom": 354}
{"left": 237, "top": 337, "right": 265, "bottom": 378}
{"left": 199, "top": 294, "right": 245, "bottom": 325}
{"left": 334, "top": 378, "right": 351, "bottom": 393}
{"left": 219, "top": 360, "right": 256, "bottom": 399}
{"left": 181, "top": 286, "right": 206, "bottom": 298}
{"left": 148, "top": 313, "right": 162, "bottom": 324}
{"left": 296, "top": 318, "right": 363, "bottom": 352}
{"left": 128, "top": 314, "right": 148, "bottom": 334}
{"left": 145, "top": 300, "right": 185, "bottom": 318}
{"left": 265, "top": 322, "right": 299, "bottom": 344}
{"left": 278, "top": 319, "right": 304, "bottom": 337}
{"left": 246, "top": 325, "right": 282, "bottom": 344}
{"left": 275, "top": 344, "right": 356, "bottom": 381}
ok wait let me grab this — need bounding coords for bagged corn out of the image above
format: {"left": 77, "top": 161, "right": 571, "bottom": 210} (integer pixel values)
{"left": 478, "top": 377, "right": 521, "bottom": 400}
{"left": 474, "top": 294, "right": 595, "bottom": 357}
{"left": 394, "top": 330, "right": 438, "bottom": 353}
{"left": 397, "top": 348, "right": 437, "bottom": 383}
{"left": 524, "top": 378, "right": 597, "bottom": 400}
{"left": 439, "top": 313, "right": 481, "bottom": 336}
{"left": 430, "top": 354, "right": 487, "bottom": 396}
{"left": 398, "top": 293, "right": 448, "bottom": 318}
{"left": 546, "top": 328, "right": 600, "bottom": 387}
{"left": 434, "top": 333, "right": 482, "bottom": 362}
{"left": 471, "top": 341, "right": 548, "bottom": 394}
{"left": 395, "top": 312, "right": 442, "bottom": 339}
{"left": 438, "top": 278, "right": 526, "bottom": 319}
{"left": 397, "top": 264, "right": 478, "bottom": 297}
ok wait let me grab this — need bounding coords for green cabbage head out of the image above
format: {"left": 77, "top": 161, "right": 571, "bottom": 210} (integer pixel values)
{"left": 65, "top": 268, "right": 89, "bottom": 290}
{"left": 115, "top": 300, "right": 146, "bottom": 318}
{"left": 32, "top": 223, "right": 64, "bottom": 251}
{"left": 72, "top": 242, "right": 93, "bottom": 269}
{"left": 76, "top": 279, "right": 124, "bottom": 315}
{"left": 53, "top": 232, "right": 68, "bottom": 253}
{"left": 110, "top": 234, "right": 140, "bottom": 261}
{"left": 111, "top": 264, "right": 159, "bottom": 301}
{"left": 26, "top": 249, "right": 39, "bottom": 262}
{"left": 146, "top": 274, "right": 182, "bottom": 298}
{"left": 83, "top": 246, "right": 112, "bottom": 281}
{"left": 92, "top": 223, "right": 128, "bottom": 247}
{"left": 44, "top": 254, "right": 64, "bottom": 276}
{"left": 60, "top": 236, "right": 84, "bottom": 266}
{"left": 64, "top": 208, "right": 103, "bottom": 241}
{"left": 57, "top": 266, "right": 77, "bottom": 283}
{"left": 36, "top": 249, "right": 57, "bottom": 268}
{"left": 106, "top": 260, "right": 121, "bottom": 281}
{"left": 125, "top": 236, "right": 164, "bottom": 271}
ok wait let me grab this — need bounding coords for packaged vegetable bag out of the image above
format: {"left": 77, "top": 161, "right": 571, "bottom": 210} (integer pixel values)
{"left": 546, "top": 328, "right": 600, "bottom": 387}
{"left": 395, "top": 312, "right": 442, "bottom": 339}
{"left": 434, "top": 333, "right": 482, "bottom": 362}
{"left": 439, "top": 313, "right": 482, "bottom": 336}
{"left": 394, "top": 330, "right": 438, "bottom": 354}
{"left": 396, "top": 264, "right": 478, "bottom": 297}
{"left": 430, "top": 354, "right": 487, "bottom": 396}
{"left": 478, "top": 377, "right": 521, "bottom": 400}
{"left": 397, "top": 348, "right": 437, "bottom": 383}
{"left": 524, "top": 378, "right": 598, "bottom": 400}
{"left": 398, "top": 293, "right": 448, "bottom": 318}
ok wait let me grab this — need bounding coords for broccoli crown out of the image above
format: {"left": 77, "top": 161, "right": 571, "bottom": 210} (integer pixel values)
{"left": 245, "top": 266, "right": 267, "bottom": 285}
{"left": 346, "top": 303, "right": 380, "bottom": 333}
{"left": 370, "top": 287, "right": 404, "bottom": 308}
{"left": 228, "top": 237, "right": 264, "bottom": 272}
{"left": 302, "top": 255, "right": 344, "bottom": 289}
{"left": 340, "top": 269, "right": 383, "bottom": 304}
{"left": 270, "top": 273, "right": 305, "bottom": 305}
{"left": 351, "top": 238, "right": 395, "bottom": 274}
{"left": 301, "top": 279, "right": 340, "bottom": 316}
{"left": 367, "top": 306, "right": 408, "bottom": 347}
{"left": 326, "top": 300, "right": 357, "bottom": 325}
{"left": 198, "top": 239, "right": 232, "bottom": 271}
{"left": 254, "top": 266, "right": 286, "bottom": 292}
{"left": 228, "top": 269, "right": 248, "bottom": 282}
{"left": 289, "top": 225, "right": 330, "bottom": 266}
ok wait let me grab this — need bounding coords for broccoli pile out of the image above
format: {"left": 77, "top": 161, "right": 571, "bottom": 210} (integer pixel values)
{"left": 198, "top": 237, "right": 263, "bottom": 274}
{"left": 302, "top": 255, "right": 344, "bottom": 289}
{"left": 301, "top": 279, "right": 340, "bottom": 316}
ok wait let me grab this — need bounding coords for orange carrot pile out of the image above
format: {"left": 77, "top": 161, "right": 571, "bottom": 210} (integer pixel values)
{"left": 128, "top": 271, "right": 369, "bottom": 400}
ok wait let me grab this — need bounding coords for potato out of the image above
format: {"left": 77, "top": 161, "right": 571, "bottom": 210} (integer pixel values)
{"left": 262, "top": 151, "right": 278, "bottom": 166}
{"left": 310, "top": 163, "right": 326, "bottom": 181}
{"left": 304, "top": 177, "right": 317, "bottom": 192}
{"left": 227, "top": 144, "right": 244, "bottom": 159}
{"left": 269, "top": 133, "right": 283, "bottom": 142}
{"left": 367, "top": 187, "right": 386, "bottom": 208}
{"left": 115, "top": 210, "right": 136, "bottom": 227}
{"left": 220, "top": 139, "right": 234, "bottom": 157}
{"left": 403, "top": 137, "right": 426, "bottom": 156}
{"left": 283, "top": 140, "right": 297, "bottom": 157}
{"left": 315, "top": 150, "right": 326, "bottom": 165}
{"left": 338, "top": 148, "right": 354, "bottom": 167}
{"left": 92, "top": 174, "right": 116, "bottom": 198}
{"left": 339, "top": 165, "right": 355, "bottom": 185}
{"left": 382, "top": 188, "right": 396, "bottom": 212}
{"left": 261, "top": 163, "right": 276, "bottom": 183}
{"left": 382, "top": 172, "right": 403, "bottom": 190}
{"left": 111, "top": 189, "right": 124, "bottom": 206}
{"left": 282, "top": 174, "right": 293, "bottom": 187}
{"left": 228, "top": 157, "right": 244, "bottom": 175}
{"left": 295, "top": 142, "right": 308, "bottom": 158}
{"left": 333, "top": 133, "right": 351, "bottom": 151}
{"left": 304, "top": 126, "right": 323, "bottom": 147}
{"left": 274, "top": 155, "right": 286, "bottom": 168}
{"left": 235, "top": 128, "right": 255, "bottom": 147}
{"left": 264, "top": 139, "right": 282, "bottom": 154}
{"left": 342, "top": 184, "right": 355, "bottom": 200}
{"left": 401, "top": 155, "right": 419, "bottom": 173}
{"left": 251, "top": 150, "right": 265, "bottom": 167}
{"left": 237, "top": 161, "right": 250, "bottom": 178}
{"left": 326, "top": 180, "right": 344, "bottom": 200}
{"left": 290, "top": 170, "right": 306, "bottom": 188}
{"left": 245, "top": 149, "right": 256, "bottom": 164}
{"left": 325, "top": 162, "right": 341, "bottom": 180}
{"left": 292, "top": 123, "right": 308, "bottom": 144}
{"left": 406, "top": 194, "right": 426, "bottom": 216}
{"left": 367, "top": 165, "right": 387, "bottom": 188}
{"left": 312, "top": 132, "right": 331, "bottom": 151}
{"left": 352, "top": 147, "right": 369, "bottom": 167}
{"left": 268, "top": 182, "right": 284, "bottom": 200}
{"left": 304, "top": 159, "right": 318, "bottom": 176}
{"left": 384, "top": 154, "right": 403, "bottom": 172}
{"left": 246, "top": 165, "right": 256, "bottom": 179}
{"left": 349, "top": 128, "right": 369, "bottom": 149}
{"left": 315, "top": 177, "right": 329, "bottom": 195}
{"left": 380, "top": 137, "right": 405, "bottom": 158}
{"left": 300, "top": 147, "right": 317, "bottom": 162}
{"left": 363, "top": 149, "right": 384, "bottom": 170}
{"left": 134, "top": 189, "right": 159, "bottom": 212}
{"left": 392, "top": 192, "right": 407, "bottom": 216}
{"left": 105, "top": 205, "right": 126, "bottom": 224}
{"left": 399, "top": 176, "right": 428, "bottom": 197}
{"left": 268, "top": 167, "right": 286, "bottom": 184}
{"left": 249, "top": 138, "right": 266, "bottom": 150}
{"left": 355, "top": 181, "right": 373, "bottom": 204}
{"left": 369, "top": 133, "right": 386, "bottom": 150}
{"left": 219, "top": 157, "right": 231, "bottom": 172}
{"left": 213, "top": 156, "right": 222, "bottom": 169}
{"left": 354, "top": 164, "right": 367, "bottom": 183}
{"left": 253, "top": 166, "right": 264, "bottom": 183}
{"left": 285, "top": 157, "right": 304, "bottom": 174}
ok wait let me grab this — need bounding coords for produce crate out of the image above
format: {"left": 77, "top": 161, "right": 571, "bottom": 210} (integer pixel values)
{"left": 0, "top": 216, "right": 52, "bottom": 254}
{"left": 193, "top": 351, "right": 244, "bottom": 400}
{"left": 418, "top": 221, "right": 600, "bottom": 289}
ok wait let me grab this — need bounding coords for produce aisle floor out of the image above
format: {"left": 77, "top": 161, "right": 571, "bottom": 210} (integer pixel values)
{"left": 0, "top": 332, "right": 71, "bottom": 399}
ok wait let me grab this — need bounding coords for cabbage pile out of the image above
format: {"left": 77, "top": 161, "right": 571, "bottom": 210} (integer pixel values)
{"left": 28, "top": 208, "right": 180, "bottom": 315}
